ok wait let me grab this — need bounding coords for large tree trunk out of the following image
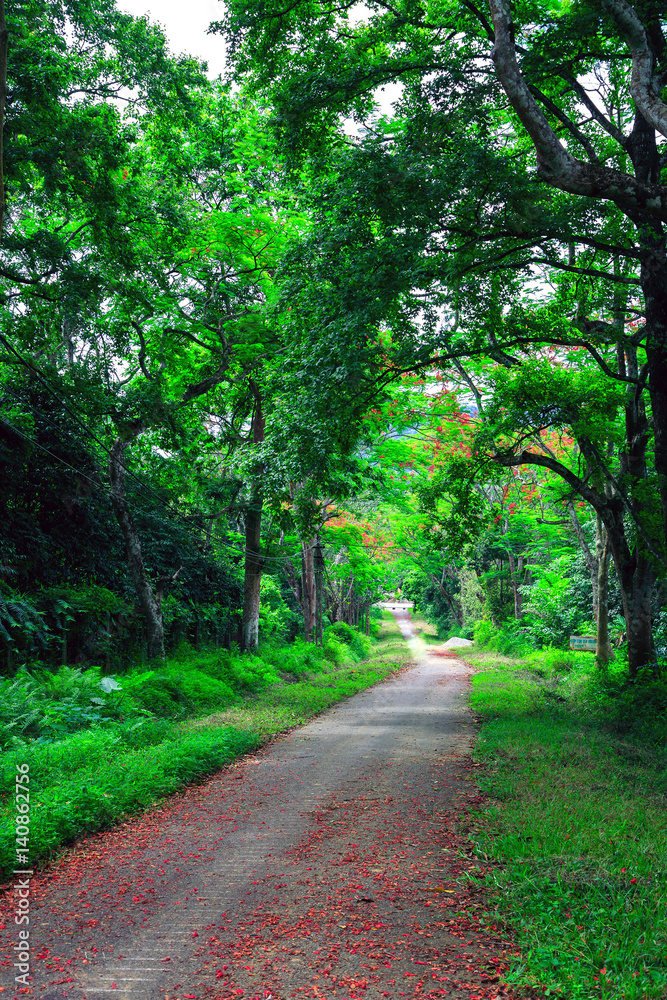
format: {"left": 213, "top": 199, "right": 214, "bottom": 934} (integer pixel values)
{"left": 240, "top": 386, "right": 265, "bottom": 652}
{"left": 620, "top": 557, "right": 656, "bottom": 678}
{"left": 301, "top": 539, "right": 316, "bottom": 642}
{"left": 241, "top": 496, "right": 262, "bottom": 651}
{"left": 604, "top": 499, "right": 656, "bottom": 678}
{"left": 595, "top": 514, "right": 613, "bottom": 667}
{"left": 109, "top": 439, "right": 165, "bottom": 661}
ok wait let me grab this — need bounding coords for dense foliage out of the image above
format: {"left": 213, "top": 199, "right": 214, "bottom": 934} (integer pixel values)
{"left": 1, "top": 0, "right": 665, "bottom": 685}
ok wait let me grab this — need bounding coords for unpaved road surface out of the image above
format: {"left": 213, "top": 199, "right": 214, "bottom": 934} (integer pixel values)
{"left": 2, "top": 613, "right": 517, "bottom": 1000}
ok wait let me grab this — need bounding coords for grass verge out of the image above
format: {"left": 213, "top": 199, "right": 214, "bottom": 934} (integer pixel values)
{"left": 185, "top": 613, "right": 409, "bottom": 739}
{"left": 463, "top": 644, "right": 667, "bottom": 1000}
{"left": 0, "top": 615, "right": 410, "bottom": 882}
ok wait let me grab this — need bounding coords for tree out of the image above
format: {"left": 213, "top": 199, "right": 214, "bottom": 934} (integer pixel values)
{"left": 219, "top": 0, "right": 667, "bottom": 669}
{"left": 455, "top": 344, "right": 660, "bottom": 674}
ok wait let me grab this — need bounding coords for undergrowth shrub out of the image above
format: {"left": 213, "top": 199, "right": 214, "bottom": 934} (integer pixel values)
{"left": 0, "top": 726, "right": 260, "bottom": 880}
{"left": 227, "top": 654, "right": 280, "bottom": 692}
{"left": 526, "top": 647, "right": 588, "bottom": 674}
{"left": 259, "top": 638, "right": 328, "bottom": 677}
{"left": 474, "top": 619, "right": 534, "bottom": 656}
{"left": 587, "top": 662, "right": 667, "bottom": 747}
{"left": 324, "top": 622, "right": 371, "bottom": 660}
{"left": 0, "top": 666, "right": 128, "bottom": 746}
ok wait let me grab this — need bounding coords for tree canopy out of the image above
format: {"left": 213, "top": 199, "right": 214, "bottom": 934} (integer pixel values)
{"left": 1, "top": 0, "right": 665, "bottom": 678}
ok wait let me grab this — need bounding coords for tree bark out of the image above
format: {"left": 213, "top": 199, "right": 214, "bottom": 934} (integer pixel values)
{"left": 240, "top": 386, "right": 265, "bottom": 652}
{"left": 507, "top": 551, "right": 523, "bottom": 620}
{"left": 241, "top": 497, "right": 262, "bottom": 651}
{"left": 109, "top": 439, "right": 166, "bottom": 661}
{"left": 595, "top": 513, "right": 613, "bottom": 667}
{"left": 301, "top": 538, "right": 316, "bottom": 641}
{"left": 489, "top": 0, "right": 667, "bottom": 222}
{"left": 314, "top": 538, "right": 324, "bottom": 645}
{"left": 619, "top": 554, "right": 655, "bottom": 676}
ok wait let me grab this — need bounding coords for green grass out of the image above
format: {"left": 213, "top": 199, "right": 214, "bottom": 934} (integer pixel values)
{"left": 185, "top": 613, "right": 409, "bottom": 739}
{"left": 464, "top": 645, "right": 667, "bottom": 1000}
{"left": 408, "top": 612, "right": 442, "bottom": 644}
{"left": 0, "top": 616, "right": 410, "bottom": 881}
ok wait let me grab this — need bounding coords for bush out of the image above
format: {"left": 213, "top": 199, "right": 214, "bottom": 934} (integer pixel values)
{"left": 122, "top": 664, "right": 239, "bottom": 717}
{"left": 227, "top": 654, "right": 280, "bottom": 692}
{"left": 526, "top": 647, "right": 587, "bottom": 674}
{"left": 324, "top": 622, "right": 371, "bottom": 660}
{"left": 519, "top": 556, "right": 598, "bottom": 648}
{"left": 473, "top": 619, "right": 498, "bottom": 647}
{"left": 0, "top": 666, "right": 129, "bottom": 746}
{"left": 473, "top": 619, "right": 534, "bottom": 656}
{"left": 322, "top": 635, "right": 348, "bottom": 666}
{"left": 259, "top": 638, "right": 329, "bottom": 677}
{"left": 0, "top": 725, "right": 260, "bottom": 879}
{"left": 259, "top": 576, "right": 302, "bottom": 640}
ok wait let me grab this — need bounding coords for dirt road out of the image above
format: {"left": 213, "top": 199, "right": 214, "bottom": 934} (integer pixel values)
{"left": 2, "top": 613, "right": 517, "bottom": 1000}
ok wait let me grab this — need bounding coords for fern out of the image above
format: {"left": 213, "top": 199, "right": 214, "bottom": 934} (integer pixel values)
{"left": 0, "top": 591, "right": 50, "bottom": 652}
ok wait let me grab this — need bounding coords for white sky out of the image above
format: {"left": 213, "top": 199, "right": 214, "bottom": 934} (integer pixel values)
{"left": 119, "top": 0, "right": 229, "bottom": 78}
{"left": 118, "top": 0, "right": 401, "bottom": 118}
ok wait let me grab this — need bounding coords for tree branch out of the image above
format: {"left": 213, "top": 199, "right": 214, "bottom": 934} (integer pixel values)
{"left": 602, "top": 0, "right": 667, "bottom": 140}
{"left": 529, "top": 84, "right": 600, "bottom": 163}
{"left": 535, "top": 256, "right": 642, "bottom": 284}
{"left": 489, "top": 0, "right": 667, "bottom": 221}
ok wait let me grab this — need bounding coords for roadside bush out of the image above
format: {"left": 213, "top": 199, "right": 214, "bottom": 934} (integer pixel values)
{"left": 325, "top": 622, "right": 371, "bottom": 660}
{"left": 473, "top": 620, "right": 498, "bottom": 647}
{"left": 526, "top": 647, "right": 587, "bottom": 674}
{"left": 121, "top": 671, "right": 190, "bottom": 717}
{"left": 260, "top": 638, "right": 328, "bottom": 677}
{"left": 0, "top": 725, "right": 260, "bottom": 879}
{"left": 122, "top": 666, "right": 239, "bottom": 717}
{"left": 473, "top": 618, "right": 534, "bottom": 656}
{"left": 227, "top": 654, "right": 280, "bottom": 692}
{"left": 0, "top": 666, "right": 128, "bottom": 746}
{"left": 322, "top": 635, "right": 348, "bottom": 666}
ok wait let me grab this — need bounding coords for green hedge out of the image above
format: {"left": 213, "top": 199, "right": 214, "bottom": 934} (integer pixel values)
{"left": 0, "top": 726, "right": 259, "bottom": 879}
